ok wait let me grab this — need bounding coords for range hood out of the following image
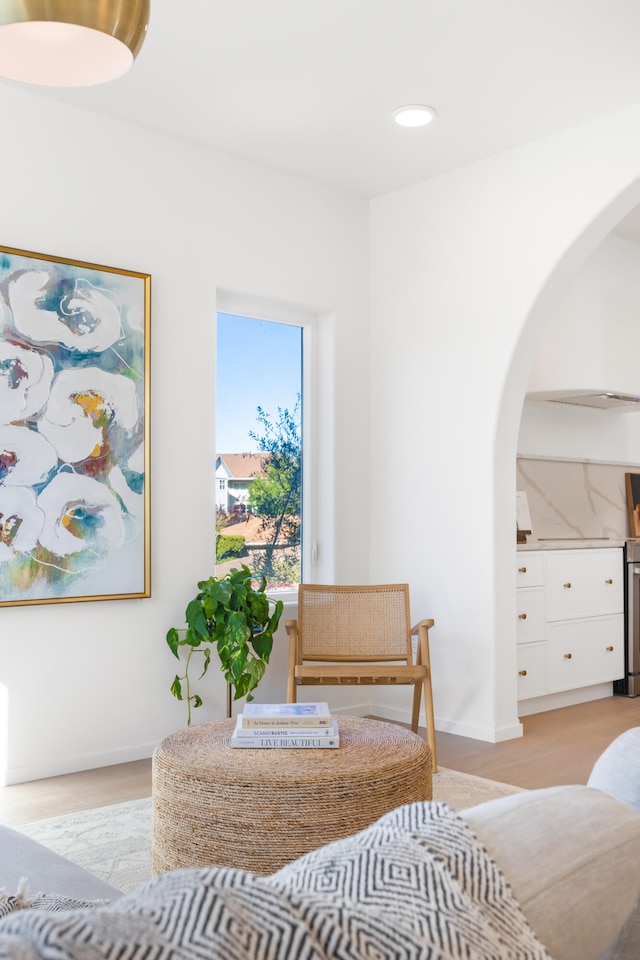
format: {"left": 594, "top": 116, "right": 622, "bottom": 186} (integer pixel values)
{"left": 528, "top": 391, "right": 640, "bottom": 411}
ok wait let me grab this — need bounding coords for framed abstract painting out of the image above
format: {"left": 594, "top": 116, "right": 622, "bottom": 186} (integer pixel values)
{"left": 0, "top": 245, "right": 150, "bottom": 606}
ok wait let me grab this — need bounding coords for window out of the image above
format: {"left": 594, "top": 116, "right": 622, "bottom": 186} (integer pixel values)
{"left": 215, "top": 310, "right": 304, "bottom": 593}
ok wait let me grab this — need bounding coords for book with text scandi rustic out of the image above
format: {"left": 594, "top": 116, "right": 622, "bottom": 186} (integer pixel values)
{"left": 240, "top": 701, "right": 332, "bottom": 728}
{"left": 234, "top": 716, "right": 338, "bottom": 738}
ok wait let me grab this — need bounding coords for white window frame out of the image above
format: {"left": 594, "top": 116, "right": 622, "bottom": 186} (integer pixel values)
{"left": 215, "top": 291, "right": 319, "bottom": 604}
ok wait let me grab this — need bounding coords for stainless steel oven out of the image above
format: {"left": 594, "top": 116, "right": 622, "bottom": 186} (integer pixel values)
{"left": 615, "top": 540, "right": 640, "bottom": 696}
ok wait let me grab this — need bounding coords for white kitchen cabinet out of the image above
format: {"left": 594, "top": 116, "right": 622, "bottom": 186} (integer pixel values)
{"left": 516, "top": 642, "right": 547, "bottom": 699}
{"left": 546, "top": 550, "right": 623, "bottom": 621}
{"left": 516, "top": 587, "right": 545, "bottom": 643}
{"left": 547, "top": 616, "right": 624, "bottom": 692}
{"left": 516, "top": 554, "right": 545, "bottom": 588}
{"left": 515, "top": 547, "right": 624, "bottom": 701}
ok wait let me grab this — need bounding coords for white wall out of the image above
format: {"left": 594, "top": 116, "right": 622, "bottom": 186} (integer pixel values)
{"left": 0, "top": 85, "right": 370, "bottom": 784}
{"left": 370, "top": 106, "right": 640, "bottom": 742}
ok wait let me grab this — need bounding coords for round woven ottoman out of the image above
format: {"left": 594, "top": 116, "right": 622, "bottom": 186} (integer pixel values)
{"left": 152, "top": 716, "right": 432, "bottom": 876}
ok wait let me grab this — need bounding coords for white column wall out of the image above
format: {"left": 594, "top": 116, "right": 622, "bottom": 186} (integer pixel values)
{"left": 370, "top": 106, "right": 640, "bottom": 741}
{"left": 0, "top": 85, "right": 370, "bottom": 783}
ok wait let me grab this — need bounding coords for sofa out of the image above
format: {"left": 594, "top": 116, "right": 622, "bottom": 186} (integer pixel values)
{"left": 2, "top": 727, "right": 640, "bottom": 960}
{"left": 0, "top": 822, "right": 122, "bottom": 904}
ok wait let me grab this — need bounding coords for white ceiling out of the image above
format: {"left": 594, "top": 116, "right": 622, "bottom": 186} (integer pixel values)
{"left": 15, "top": 0, "right": 640, "bottom": 198}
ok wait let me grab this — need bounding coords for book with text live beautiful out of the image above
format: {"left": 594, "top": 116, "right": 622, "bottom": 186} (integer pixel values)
{"left": 234, "top": 716, "right": 338, "bottom": 738}
{"left": 229, "top": 730, "right": 340, "bottom": 749}
{"left": 240, "top": 701, "right": 332, "bottom": 728}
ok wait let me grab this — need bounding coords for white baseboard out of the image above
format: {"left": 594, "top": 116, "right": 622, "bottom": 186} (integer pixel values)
{"left": 517, "top": 682, "right": 613, "bottom": 718}
{"left": 434, "top": 715, "right": 524, "bottom": 743}
{"left": 4, "top": 742, "right": 158, "bottom": 786}
{"left": 368, "top": 704, "right": 523, "bottom": 744}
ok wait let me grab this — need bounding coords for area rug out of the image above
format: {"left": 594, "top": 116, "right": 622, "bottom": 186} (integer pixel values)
{"left": 15, "top": 768, "right": 523, "bottom": 893}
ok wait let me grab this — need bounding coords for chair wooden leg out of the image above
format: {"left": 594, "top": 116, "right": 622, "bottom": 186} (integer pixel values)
{"left": 286, "top": 623, "right": 298, "bottom": 703}
{"left": 418, "top": 623, "right": 437, "bottom": 773}
{"left": 422, "top": 674, "right": 437, "bottom": 773}
{"left": 411, "top": 684, "right": 421, "bottom": 734}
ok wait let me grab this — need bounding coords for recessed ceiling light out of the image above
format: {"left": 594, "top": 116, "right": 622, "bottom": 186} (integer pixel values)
{"left": 392, "top": 104, "right": 438, "bottom": 128}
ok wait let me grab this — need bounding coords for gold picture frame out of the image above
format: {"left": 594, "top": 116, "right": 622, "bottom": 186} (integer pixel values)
{"left": 0, "top": 244, "right": 150, "bottom": 606}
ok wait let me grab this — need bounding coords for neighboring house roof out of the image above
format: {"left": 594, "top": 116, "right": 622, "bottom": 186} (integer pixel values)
{"left": 217, "top": 453, "right": 267, "bottom": 480}
{"left": 218, "top": 515, "right": 266, "bottom": 542}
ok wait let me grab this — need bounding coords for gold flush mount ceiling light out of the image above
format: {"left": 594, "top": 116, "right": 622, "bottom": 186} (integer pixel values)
{"left": 0, "top": 0, "right": 150, "bottom": 87}
{"left": 392, "top": 104, "right": 438, "bottom": 127}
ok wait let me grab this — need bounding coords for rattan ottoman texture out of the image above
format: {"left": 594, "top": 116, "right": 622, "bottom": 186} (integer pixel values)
{"left": 152, "top": 715, "right": 432, "bottom": 876}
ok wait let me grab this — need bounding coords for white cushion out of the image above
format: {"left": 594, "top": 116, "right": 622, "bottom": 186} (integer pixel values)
{"left": 587, "top": 727, "right": 640, "bottom": 813}
{"left": 461, "top": 785, "right": 640, "bottom": 960}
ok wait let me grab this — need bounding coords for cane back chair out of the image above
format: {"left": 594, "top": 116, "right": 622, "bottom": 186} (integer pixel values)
{"left": 285, "top": 583, "right": 437, "bottom": 770}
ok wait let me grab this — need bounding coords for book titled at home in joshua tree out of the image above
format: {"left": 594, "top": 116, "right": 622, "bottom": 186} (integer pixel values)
{"left": 234, "top": 716, "right": 338, "bottom": 738}
{"left": 240, "top": 701, "right": 332, "bottom": 729}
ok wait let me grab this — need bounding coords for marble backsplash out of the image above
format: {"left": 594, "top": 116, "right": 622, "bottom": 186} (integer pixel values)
{"left": 516, "top": 458, "right": 638, "bottom": 541}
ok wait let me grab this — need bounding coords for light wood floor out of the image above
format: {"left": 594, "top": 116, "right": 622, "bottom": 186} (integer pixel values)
{"left": 0, "top": 757, "right": 153, "bottom": 827}
{"left": 2, "top": 695, "right": 640, "bottom": 827}
{"left": 434, "top": 694, "right": 640, "bottom": 787}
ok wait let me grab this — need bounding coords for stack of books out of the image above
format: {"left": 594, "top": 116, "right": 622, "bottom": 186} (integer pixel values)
{"left": 229, "top": 701, "right": 339, "bottom": 749}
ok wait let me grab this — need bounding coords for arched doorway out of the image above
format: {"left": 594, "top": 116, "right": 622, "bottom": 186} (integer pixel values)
{"left": 497, "top": 186, "right": 640, "bottom": 736}
{"left": 371, "top": 105, "right": 640, "bottom": 743}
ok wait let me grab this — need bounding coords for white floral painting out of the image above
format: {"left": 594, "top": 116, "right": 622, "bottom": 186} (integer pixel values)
{"left": 0, "top": 246, "right": 150, "bottom": 606}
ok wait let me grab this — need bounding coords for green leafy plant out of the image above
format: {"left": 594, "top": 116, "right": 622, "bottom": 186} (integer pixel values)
{"left": 167, "top": 565, "right": 284, "bottom": 724}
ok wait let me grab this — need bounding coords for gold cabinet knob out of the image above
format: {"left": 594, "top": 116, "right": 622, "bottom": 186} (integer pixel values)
{"left": 518, "top": 567, "right": 527, "bottom": 573}
{"left": 606, "top": 646, "right": 614, "bottom": 652}
{"left": 518, "top": 669, "right": 527, "bottom": 677}
{"left": 563, "top": 582, "right": 572, "bottom": 589}
{"left": 605, "top": 579, "right": 613, "bottom": 584}
{"left": 564, "top": 652, "right": 573, "bottom": 659}
{"left": 518, "top": 613, "right": 527, "bottom": 620}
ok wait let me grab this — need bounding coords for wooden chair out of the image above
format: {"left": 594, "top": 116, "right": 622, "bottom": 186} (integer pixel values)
{"left": 285, "top": 583, "right": 437, "bottom": 771}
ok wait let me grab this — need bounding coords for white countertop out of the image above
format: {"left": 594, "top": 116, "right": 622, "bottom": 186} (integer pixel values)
{"left": 517, "top": 539, "right": 626, "bottom": 551}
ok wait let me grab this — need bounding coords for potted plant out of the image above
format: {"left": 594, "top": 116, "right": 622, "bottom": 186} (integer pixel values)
{"left": 167, "top": 565, "right": 284, "bottom": 724}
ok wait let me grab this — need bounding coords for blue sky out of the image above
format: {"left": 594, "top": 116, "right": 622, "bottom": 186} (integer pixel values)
{"left": 216, "top": 313, "right": 302, "bottom": 453}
